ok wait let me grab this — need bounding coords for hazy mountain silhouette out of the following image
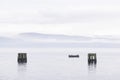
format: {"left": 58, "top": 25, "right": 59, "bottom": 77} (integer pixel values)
{"left": 0, "top": 32, "right": 120, "bottom": 48}
{"left": 19, "top": 32, "right": 92, "bottom": 41}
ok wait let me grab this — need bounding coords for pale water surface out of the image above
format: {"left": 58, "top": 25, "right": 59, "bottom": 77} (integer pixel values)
{"left": 0, "top": 48, "right": 120, "bottom": 80}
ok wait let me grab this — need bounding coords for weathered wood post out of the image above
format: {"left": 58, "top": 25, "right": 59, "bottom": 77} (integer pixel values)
{"left": 18, "top": 53, "right": 27, "bottom": 63}
{"left": 88, "top": 53, "right": 97, "bottom": 64}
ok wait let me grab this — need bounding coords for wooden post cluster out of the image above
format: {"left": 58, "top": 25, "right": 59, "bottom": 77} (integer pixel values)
{"left": 18, "top": 53, "right": 27, "bottom": 63}
{"left": 88, "top": 53, "right": 97, "bottom": 64}
{"left": 17, "top": 53, "right": 97, "bottom": 64}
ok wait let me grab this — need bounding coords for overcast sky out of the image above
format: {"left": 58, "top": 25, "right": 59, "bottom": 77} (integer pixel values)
{"left": 0, "top": 0, "right": 120, "bottom": 36}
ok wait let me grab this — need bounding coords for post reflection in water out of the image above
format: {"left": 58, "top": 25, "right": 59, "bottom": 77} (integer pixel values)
{"left": 88, "top": 62, "right": 97, "bottom": 72}
{"left": 18, "top": 63, "right": 27, "bottom": 72}
{"left": 17, "top": 63, "right": 27, "bottom": 79}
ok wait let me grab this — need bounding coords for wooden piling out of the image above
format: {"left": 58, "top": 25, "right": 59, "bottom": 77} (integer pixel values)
{"left": 18, "top": 53, "right": 27, "bottom": 63}
{"left": 88, "top": 53, "right": 97, "bottom": 64}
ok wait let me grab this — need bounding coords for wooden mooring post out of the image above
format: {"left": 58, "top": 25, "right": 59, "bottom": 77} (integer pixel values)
{"left": 18, "top": 53, "right": 27, "bottom": 63}
{"left": 88, "top": 53, "right": 97, "bottom": 64}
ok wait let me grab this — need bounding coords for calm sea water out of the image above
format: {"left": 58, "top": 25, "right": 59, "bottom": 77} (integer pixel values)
{"left": 0, "top": 48, "right": 120, "bottom": 80}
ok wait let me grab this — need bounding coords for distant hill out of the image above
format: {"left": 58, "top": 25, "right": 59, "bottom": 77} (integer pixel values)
{"left": 0, "top": 32, "right": 120, "bottom": 48}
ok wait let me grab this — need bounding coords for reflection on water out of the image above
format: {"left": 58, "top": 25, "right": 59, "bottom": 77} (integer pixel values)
{"left": 18, "top": 63, "right": 27, "bottom": 72}
{"left": 0, "top": 48, "right": 120, "bottom": 80}
{"left": 88, "top": 62, "right": 97, "bottom": 72}
{"left": 17, "top": 63, "right": 27, "bottom": 80}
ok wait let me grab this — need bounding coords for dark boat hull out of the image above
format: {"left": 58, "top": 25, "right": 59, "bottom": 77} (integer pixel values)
{"left": 68, "top": 55, "right": 79, "bottom": 58}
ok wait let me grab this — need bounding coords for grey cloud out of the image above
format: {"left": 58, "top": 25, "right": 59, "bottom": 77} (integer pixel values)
{"left": 0, "top": 0, "right": 120, "bottom": 24}
{"left": 0, "top": 11, "right": 120, "bottom": 24}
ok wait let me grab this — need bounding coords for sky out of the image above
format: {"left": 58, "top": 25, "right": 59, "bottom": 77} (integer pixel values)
{"left": 0, "top": 0, "right": 120, "bottom": 47}
{"left": 0, "top": 0, "right": 120, "bottom": 36}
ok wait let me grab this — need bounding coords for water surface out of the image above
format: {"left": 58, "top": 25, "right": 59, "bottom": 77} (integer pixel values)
{"left": 0, "top": 48, "right": 119, "bottom": 80}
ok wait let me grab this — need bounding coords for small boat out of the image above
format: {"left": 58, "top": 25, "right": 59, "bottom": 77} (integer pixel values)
{"left": 68, "top": 55, "right": 79, "bottom": 58}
